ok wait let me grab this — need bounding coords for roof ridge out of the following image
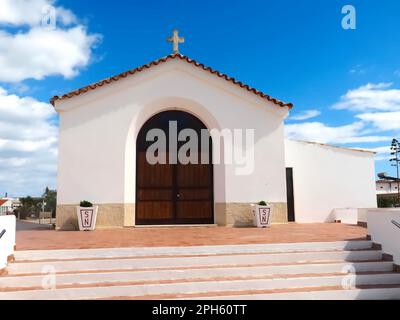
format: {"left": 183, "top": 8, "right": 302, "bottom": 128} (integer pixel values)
{"left": 50, "top": 54, "right": 293, "bottom": 109}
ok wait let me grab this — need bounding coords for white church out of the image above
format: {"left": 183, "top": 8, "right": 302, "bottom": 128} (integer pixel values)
{"left": 52, "top": 31, "right": 377, "bottom": 230}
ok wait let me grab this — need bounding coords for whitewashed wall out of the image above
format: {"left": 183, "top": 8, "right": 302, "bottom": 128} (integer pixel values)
{"left": 56, "top": 59, "right": 289, "bottom": 209}
{"left": 285, "top": 140, "right": 377, "bottom": 223}
{"left": 368, "top": 209, "right": 400, "bottom": 264}
{"left": 376, "top": 181, "right": 399, "bottom": 195}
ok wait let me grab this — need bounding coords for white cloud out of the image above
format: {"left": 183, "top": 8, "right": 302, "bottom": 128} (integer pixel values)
{"left": 332, "top": 83, "right": 400, "bottom": 112}
{"left": 349, "top": 64, "right": 367, "bottom": 75}
{"left": 369, "top": 146, "right": 392, "bottom": 154}
{"left": 0, "top": 87, "right": 57, "bottom": 196}
{"left": 285, "top": 121, "right": 392, "bottom": 144}
{"left": 365, "top": 145, "right": 393, "bottom": 161}
{"left": 286, "top": 83, "right": 399, "bottom": 165}
{"left": 0, "top": 27, "right": 99, "bottom": 82}
{"left": 0, "top": 0, "right": 76, "bottom": 27}
{"left": 375, "top": 155, "right": 392, "bottom": 161}
{"left": 0, "top": 0, "right": 100, "bottom": 196}
{"left": 289, "top": 109, "right": 321, "bottom": 121}
{"left": 357, "top": 111, "right": 400, "bottom": 131}
{"left": 0, "top": 0, "right": 100, "bottom": 83}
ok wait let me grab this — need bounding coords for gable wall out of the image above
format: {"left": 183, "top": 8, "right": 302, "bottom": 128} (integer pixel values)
{"left": 56, "top": 60, "right": 289, "bottom": 228}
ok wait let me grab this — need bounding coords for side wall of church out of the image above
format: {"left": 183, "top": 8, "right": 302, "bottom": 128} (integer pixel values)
{"left": 284, "top": 139, "right": 377, "bottom": 223}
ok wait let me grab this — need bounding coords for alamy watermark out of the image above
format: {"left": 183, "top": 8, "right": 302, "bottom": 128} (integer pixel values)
{"left": 342, "top": 5, "right": 356, "bottom": 30}
{"left": 341, "top": 264, "right": 356, "bottom": 290}
{"left": 41, "top": 5, "right": 57, "bottom": 30}
{"left": 145, "top": 121, "right": 255, "bottom": 176}
{"left": 41, "top": 265, "right": 57, "bottom": 290}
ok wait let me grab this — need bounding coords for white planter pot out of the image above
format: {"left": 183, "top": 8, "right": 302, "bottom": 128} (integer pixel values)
{"left": 251, "top": 205, "right": 273, "bottom": 228}
{"left": 76, "top": 206, "right": 98, "bottom": 231}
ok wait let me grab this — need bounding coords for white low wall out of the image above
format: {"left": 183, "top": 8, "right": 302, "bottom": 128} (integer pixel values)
{"left": 357, "top": 208, "right": 370, "bottom": 223}
{"left": 334, "top": 208, "right": 359, "bottom": 225}
{"left": 367, "top": 209, "right": 400, "bottom": 265}
{"left": 333, "top": 208, "right": 372, "bottom": 224}
{"left": 0, "top": 215, "right": 16, "bottom": 270}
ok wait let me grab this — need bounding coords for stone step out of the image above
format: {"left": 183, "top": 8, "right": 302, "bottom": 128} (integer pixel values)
{"left": 194, "top": 287, "right": 400, "bottom": 300}
{"left": 14, "top": 241, "right": 374, "bottom": 262}
{"left": 1, "top": 273, "right": 400, "bottom": 300}
{"left": 7, "top": 250, "right": 384, "bottom": 276}
{"left": 0, "top": 261, "right": 394, "bottom": 290}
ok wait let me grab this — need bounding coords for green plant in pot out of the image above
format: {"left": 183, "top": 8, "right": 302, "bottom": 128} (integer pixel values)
{"left": 80, "top": 200, "right": 93, "bottom": 208}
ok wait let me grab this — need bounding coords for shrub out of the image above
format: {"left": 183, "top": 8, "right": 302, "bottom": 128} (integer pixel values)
{"left": 377, "top": 196, "right": 398, "bottom": 208}
{"left": 80, "top": 200, "right": 93, "bottom": 208}
{"left": 258, "top": 201, "right": 268, "bottom": 206}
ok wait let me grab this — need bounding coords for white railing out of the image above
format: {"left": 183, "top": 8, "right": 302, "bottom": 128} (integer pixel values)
{"left": 367, "top": 209, "right": 400, "bottom": 265}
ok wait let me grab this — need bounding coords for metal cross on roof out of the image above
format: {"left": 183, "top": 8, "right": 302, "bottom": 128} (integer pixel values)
{"left": 167, "top": 29, "right": 184, "bottom": 54}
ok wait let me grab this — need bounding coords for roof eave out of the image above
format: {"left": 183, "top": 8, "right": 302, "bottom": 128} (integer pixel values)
{"left": 50, "top": 53, "right": 294, "bottom": 110}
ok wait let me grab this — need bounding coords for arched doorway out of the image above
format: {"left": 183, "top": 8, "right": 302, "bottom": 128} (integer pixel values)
{"left": 136, "top": 111, "right": 214, "bottom": 225}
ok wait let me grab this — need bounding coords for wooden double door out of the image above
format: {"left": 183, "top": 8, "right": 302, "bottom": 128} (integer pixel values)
{"left": 136, "top": 111, "right": 214, "bottom": 225}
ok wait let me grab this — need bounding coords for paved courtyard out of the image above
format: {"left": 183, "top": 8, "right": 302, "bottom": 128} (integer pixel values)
{"left": 15, "top": 223, "right": 367, "bottom": 250}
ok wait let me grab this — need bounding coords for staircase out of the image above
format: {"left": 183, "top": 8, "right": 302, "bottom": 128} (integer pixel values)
{"left": 1, "top": 240, "right": 400, "bottom": 300}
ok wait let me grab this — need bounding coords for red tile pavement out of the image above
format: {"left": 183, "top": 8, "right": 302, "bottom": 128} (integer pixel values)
{"left": 16, "top": 223, "right": 368, "bottom": 251}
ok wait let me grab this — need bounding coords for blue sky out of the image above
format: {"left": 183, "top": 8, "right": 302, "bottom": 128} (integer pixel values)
{"left": 0, "top": 0, "right": 400, "bottom": 196}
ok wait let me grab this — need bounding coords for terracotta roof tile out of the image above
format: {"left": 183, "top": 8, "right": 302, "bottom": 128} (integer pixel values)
{"left": 50, "top": 53, "right": 293, "bottom": 109}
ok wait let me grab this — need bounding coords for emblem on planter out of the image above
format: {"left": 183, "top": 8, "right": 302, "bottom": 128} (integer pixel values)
{"left": 258, "top": 207, "right": 271, "bottom": 225}
{"left": 76, "top": 201, "right": 98, "bottom": 231}
{"left": 252, "top": 201, "right": 273, "bottom": 228}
